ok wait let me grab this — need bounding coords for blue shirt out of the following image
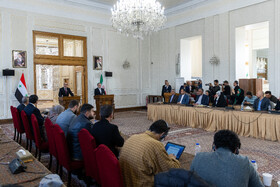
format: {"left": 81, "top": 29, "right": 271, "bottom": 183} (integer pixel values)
{"left": 257, "top": 99, "right": 263, "bottom": 111}
{"left": 242, "top": 95, "right": 257, "bottom": 105}
{"left": 170, "top": 95, "right": 174, "bottom": 102}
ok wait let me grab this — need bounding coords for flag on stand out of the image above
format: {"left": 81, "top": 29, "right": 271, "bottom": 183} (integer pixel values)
{"left": 100, "top": 74, "right": 106, "bottom": 94}
{"left": 15, "top": 73, "right": 28, "bottom": 103}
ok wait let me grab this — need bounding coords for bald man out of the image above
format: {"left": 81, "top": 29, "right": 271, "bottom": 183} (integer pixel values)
{"left": 253, "top": 91, "right": 270, "bottom": 111}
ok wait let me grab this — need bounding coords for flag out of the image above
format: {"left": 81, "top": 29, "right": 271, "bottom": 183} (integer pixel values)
{"left": 15, "top": 73, "right": 28, "bottom": 103}
{"left": 100, "top": 74, "right": 106, "bottom": 94}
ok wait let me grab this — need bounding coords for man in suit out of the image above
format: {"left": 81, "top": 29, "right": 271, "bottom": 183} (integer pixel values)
{"left": 177, "top": 89, "right": 189, "bottom": 105}
{"left": 23, "top": 95, "right": 45, "bottom": 138}
{"left": 185, "top": 81, "right": 193, "bottom": 94}
{"left": 91, "top": 105, "right": 124, "bottom": 158}
{"left": 194, "top": 89, "right": 209, "bottom": 106}
{"left": 190, "top": 130, "right": 263, "bottom": 187}
{"left": 58, "top": 83, "right": 74, "bottom": 97}
{"left": 17, "top": 96, "right": 29, "bottom": 114}
{"left": 161, "top": 80, "right": 172, "bottom": 98}
{"left": 253, "top": 91, "right": 270, "bottom": 111}
{"left": 169, "top": 89, "right": 178, "bottom": 104}
{"left": 68, "top": 104, "right": 95, "bottom": 160}
{"left": 94, "top": 83, "right": 106, "bottom": 96}
{"left": 179, "top": 83, "right": 187, "bottom": 93}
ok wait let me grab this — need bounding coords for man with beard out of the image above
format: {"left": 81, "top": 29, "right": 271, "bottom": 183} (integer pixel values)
{"left": 56, "top": 100, "right": 80, "bottom": 136}
{"left": 91, "top": 105, "right": 124, "bottom": 158}
{"left": 68, "top": 103, "right": 95, "bottom": 160}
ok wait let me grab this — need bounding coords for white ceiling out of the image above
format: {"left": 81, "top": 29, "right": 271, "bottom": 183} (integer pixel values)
{"left": 80, "top": 0, "right": 195, "bottom": 9}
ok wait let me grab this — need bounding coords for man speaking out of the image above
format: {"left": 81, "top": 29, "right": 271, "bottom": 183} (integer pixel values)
{"left": 59, "top": 82, "right": 74, "bottom": 97}
{"left": 95, "top": 83, "right": 106, "bottom": 96}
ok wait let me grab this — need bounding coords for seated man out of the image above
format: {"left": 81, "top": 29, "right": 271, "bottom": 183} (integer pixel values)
{"left": 168, "top": 89, "right": 178, "bottom": 104}
{"left": 253, "top": 91, "right": 270, "bottom": 111}
{"left": 68, "top": 104, "right": 95, "bottom": 160}
{"left": 242, "top": 91, "right": 257, "bottom": 105}
{"left": 185, "top": 81, "right": 193, "bottom": 94}
{"left": 94, "top": 83, "right": 106, "bottom": 96}
{"left": 91, "top": 105, "right": 124, "bottom": 158}
{"left": 48, "top": 105, "right": 64, "bottom": 124}
{"left": 58, "top": 82, "right": 74, "bottom": 97}
{"left": 222, "top": 80, "right": 231, "bottom": 98}
{"left": 190, "top": 130, "right": 264, "bottom": 187}
{"left": 24, "top": 95, "right": 45, "bottom": 138}
{"left": 119, "top": 120, "right": 180, "bottom": 187}
{"left": 177, "top": 89, "right": 189, "bottom": 105}
{"left": 56, "top": 100, "right": 80, "bottom": 136}
{"left": 265, "top": 91, "right": 278, "bottom": 104}
{"left": 194, "top": 88, "right": 209, "bottom": 106}
{"left": 17, "top": 96, "right": 29, "bottom": 114}
{"left": 212, "top": 91, "right": 227, "bottom": 107}
{"left": 179, "top": 83, "right": 187, "bottom": 93}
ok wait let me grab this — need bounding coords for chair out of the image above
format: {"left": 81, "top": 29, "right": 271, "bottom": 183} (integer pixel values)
{"left": 53, "top": 124, "right": 83, "bottom": 187}
{"left": 10, "top": 106, "right": 17, "bottom": 141}
{"left": 45, "top": 118, "right": 59, "bottom": 171}
{"left": 31, "top": 114, "right": 49, "bottom": 161}
{"left": 12, "top": 107, "right": 25, "bottom": 144}
{"left": 95, "top": 144, "right": 123, "bottom": 187}
{"left": 78, "top": 129, "right": 100, "bottom": 184}
{"left": 21, "top": 110, "right": 34, "bottom": 152}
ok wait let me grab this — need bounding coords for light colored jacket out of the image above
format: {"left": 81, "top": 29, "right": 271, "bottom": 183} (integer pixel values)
{"left": 190, "top": 148, "right": 264, "bottom": 187}
{"left": 55, "top": 108, "right": 76, "bottom": 136}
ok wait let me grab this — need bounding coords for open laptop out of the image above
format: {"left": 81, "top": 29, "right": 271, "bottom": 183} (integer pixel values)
{"left": 165, "top": 142, "right": 186, "bottom": 160}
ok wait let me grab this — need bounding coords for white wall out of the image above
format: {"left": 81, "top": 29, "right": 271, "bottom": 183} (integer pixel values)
{"left": 151, "top": 0, "right": 280, "bottom": 95}
{"left": 0, "top": 3, "right": 157, "bottom": 119}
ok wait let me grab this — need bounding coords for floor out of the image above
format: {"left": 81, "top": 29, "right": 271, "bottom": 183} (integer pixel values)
{"left": 2, "top": 110, "right": 280, "bottom": 186}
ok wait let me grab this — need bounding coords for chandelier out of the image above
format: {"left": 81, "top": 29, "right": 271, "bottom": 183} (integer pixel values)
{"left": 111, "top": 0, "right": 167, "bottom": 39}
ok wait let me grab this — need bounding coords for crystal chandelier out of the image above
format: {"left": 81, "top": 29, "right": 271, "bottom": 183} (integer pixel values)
{"left": 111, "top": 0, "right": 167, "bottom": 39}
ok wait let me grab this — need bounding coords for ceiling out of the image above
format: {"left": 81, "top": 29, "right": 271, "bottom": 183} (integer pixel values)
{"left": 84, "top": 0, "right": 195, "bottom": 9}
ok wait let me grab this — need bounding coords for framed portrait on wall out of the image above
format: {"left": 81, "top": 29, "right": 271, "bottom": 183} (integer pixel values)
{"left": 93, "top": 56, "right": 102, "bottom": 70}
{"left": 12, "top": 50, "right": 27, "bottom": 68}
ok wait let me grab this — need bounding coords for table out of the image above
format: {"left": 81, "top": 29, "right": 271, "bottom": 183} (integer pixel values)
{"left": 147, "top": 95, "right": 163, "bottom": 104}
{"left": 148, "top": 104, "right": 280, "bottom": 141}
{"left": 0, "top": 127, "right": 51, "bottom": 186}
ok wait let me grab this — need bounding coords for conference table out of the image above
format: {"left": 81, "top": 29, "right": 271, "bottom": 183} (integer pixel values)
{"left": 0, "top": 127, "right": 51, "bottom": 186}
{"left": 148, "top": 103, "right": 280, "bottom": 142}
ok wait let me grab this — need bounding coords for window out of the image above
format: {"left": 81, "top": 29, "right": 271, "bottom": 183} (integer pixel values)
{"left": 35, "top": 35, "right": 59, "bottom": 56}
{"left": 63, "top": 39, "right": 84, "bottom": 57}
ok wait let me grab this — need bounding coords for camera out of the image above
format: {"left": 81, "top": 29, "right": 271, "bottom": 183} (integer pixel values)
{"left": 205, "top": 84, "right": 210, "bottom": 86}
{"left": 219, "top": 84, "right": 223, "bottom": 86}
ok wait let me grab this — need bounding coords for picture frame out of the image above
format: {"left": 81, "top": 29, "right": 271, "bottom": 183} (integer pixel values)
{"left": 12, "top": 50, "right": 27, "bottom": 68}
{"left": 93, "top": 56, "right": 103, "bottom": 70}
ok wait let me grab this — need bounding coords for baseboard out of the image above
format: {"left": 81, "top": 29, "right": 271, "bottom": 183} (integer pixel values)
{"left": 0, "top": 119, "right": 13, "bottom": 125}
{"left": 115, "top": 106, "right": 147, "bottom": 112}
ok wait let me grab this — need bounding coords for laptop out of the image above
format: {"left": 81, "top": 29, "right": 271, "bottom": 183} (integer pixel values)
{"left": 165, "top": 142, "right": 186, "bottom": 160}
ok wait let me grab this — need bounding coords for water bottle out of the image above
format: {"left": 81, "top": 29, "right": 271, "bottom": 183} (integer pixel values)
{"left": 251, "top": 160, "right": 258, "bottom": 171}
{"left": 241, "top": 103, "right": 244, "bottom": 111}
{"left": 268, "top": 105, "right": 272, "bottom": 111}
{"left": 195, "top": 143, "right": 201, "bottom": 155}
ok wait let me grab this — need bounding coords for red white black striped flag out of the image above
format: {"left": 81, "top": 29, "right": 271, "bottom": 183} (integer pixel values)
{"left": 15, "top": 73, "right": 28, "bottom": 103}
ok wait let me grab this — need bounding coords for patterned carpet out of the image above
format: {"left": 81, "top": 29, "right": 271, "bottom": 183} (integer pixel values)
{"left": 2, "top": 110, "right": 280, "bottom": 186}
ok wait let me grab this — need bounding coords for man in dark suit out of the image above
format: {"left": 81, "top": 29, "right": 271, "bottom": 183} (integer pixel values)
{"left": 179, "top": 83, "right": 187, "bottom": 93}
{"left": 91, "top": 105, "right": 124, "bottom": 158}
{"left": 185, "top": 81, "right": 193, "bottom": 94}
{"left": 265, "top": 91, "right": 278, "bottom": 104}
{"left": 253, "top": 91, "right": 270, "bottom": 111}
{"left": 58, "top": 83, "right": 74, "bottom": 97}
{"left": 68, "top": 104, "right": 95, "bottom": 160}
{"left": 169, "top": 89, "right": 178, "bottom": 104}
{"left": 161, "top": 80, "right": 172, "bottom": 98}
{"left": 94, "top": 83, "right": 106, "bottom": 96}
{"left": 17, "top": 96, "right": 29, "bottom": 114}
{"left": 23, "top": 95, "right": 45, "bottom": 137}
{"left": 194, "top": 89, "right": 209, "bottom": 106}
{"left": 177, "top": 89, "right": 189, "bottom": 105}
